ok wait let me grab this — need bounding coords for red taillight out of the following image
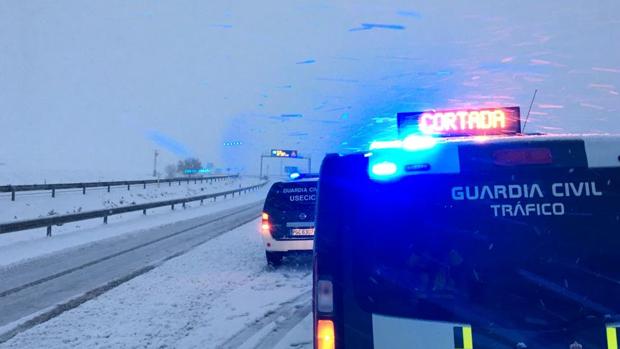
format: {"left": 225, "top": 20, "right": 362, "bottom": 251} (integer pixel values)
{"left": 493, "top": 148, "right": 553, "bottom": 166}
{"left": 261, "top": 212, "right": 271, "bottom": 233}
{"left": 316, "top": 319, "right": 335, "bottom": 349}
{"left": 315, "top": 279, "right": 335, "bottom": 348}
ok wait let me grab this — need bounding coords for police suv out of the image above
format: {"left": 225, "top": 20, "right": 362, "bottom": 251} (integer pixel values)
{"left": 313, "top": 107, "right": 620, "bottom": 349}
{"left": 261, "top": 176, "right": 318, "bottom": 266}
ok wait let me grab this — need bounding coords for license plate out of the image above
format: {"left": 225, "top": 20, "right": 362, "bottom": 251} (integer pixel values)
{"left": 291, "top": 228, "right": 315, "bottom": 236}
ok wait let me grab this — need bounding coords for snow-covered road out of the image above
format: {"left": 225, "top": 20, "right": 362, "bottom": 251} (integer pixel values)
{"left": 0, "top": 182, "right": 269, "bottom": 267}
{"left": 0, "top": 211, "right": 313, "bottom": 348}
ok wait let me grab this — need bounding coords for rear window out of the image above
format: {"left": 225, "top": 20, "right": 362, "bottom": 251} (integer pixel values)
{"left": 347, "top": 166, "right": 620, "bottom": 346}
{"left": 265, "top": 181, "right": 318, "bottom": 211}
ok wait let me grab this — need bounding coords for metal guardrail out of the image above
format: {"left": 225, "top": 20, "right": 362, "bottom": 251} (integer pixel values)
{"left": 0, "top": 181, "right": 268, "bottom": 237}
{"left": 0, "top": 175, "right": 239, "bottom": 201}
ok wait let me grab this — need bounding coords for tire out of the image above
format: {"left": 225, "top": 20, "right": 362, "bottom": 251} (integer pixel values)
{"left": 266, "top": 251, "right": 284, "bottom": 267}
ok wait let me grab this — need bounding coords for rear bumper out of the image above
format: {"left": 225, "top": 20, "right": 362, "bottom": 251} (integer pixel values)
{"left": 260, "top": 231, "right": 314, "bottom": 252}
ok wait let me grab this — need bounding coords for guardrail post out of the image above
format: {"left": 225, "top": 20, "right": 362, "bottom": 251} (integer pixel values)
{"left": 51, "top": 189, "right": 55, "bottom": 198}
{"left": 107, "top": 185, "right": 110, "bottom": 192}
{"left": 178, "top": 181, "right": 181, "bottom": 186}
{"left": 182, "top": 202, "right": 186, "bottom": 209}
{"left": 143, "top": 209, "right": 147, "bottom": 215}
{"left": 169, "top": 182, "right": 172, "bottom": 187}
{"left": 11, "top": 190, "right": 15, "bottom": 201}
{"left": 194, "top": 179, "right": 197, "bottom": 184}
{"left": 104, "top": 216, "right": 108, "bottom": 224}
{"left": 47, "top": 226, "right": 52, "bottom": 237}
{"left": 200, "top": 199, "right": 204, "bottom": 205}
{"left": 171, "top": 204, "right": 175, "bottom": 210}
{"left": 143, "top": 182, "right": 146, "bottom": 189}
{"left": 127, "top": 184, "right": 131, "bottom": 191}
{"left": 82, "top": 186, "right": 86, "bottom": 195}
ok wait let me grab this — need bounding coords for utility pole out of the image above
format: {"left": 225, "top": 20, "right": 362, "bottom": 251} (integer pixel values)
{"left": 153, "top": 150, "right": 159, "bottom": 177}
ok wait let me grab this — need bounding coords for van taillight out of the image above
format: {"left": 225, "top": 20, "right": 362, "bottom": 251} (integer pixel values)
{"left": 316, "top": 319, "right": 335, "bottom": 349}
{"left": 315, "top": 279, "right": 335, "bottom": 348}
{"left": 317, "top": 280, "right": 334, "bottom": 313}
{"left": 493, "top": 148, "right": 552, "bottom": 166}
{"left": 261, "top": 212, "right": 271, "bottom": 233}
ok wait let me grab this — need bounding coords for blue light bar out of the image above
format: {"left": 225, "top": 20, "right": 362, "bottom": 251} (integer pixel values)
{"left": 371, "top": 161, "right": 397, "bottom": 176}
{"left": 369, "top": 135, "right": 437, "bottom": 152}
{"left": 402, "top": 135, "right": 437, "bottom": 151}
{"left": 369, "top": 140, "right": 403, "bottom": 150}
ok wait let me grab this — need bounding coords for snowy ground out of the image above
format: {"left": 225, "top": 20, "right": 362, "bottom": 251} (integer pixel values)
{"left": 0, "top": 176, "right": 256, "bottom": 223}
{"left": 0, "top": 169, "right": 158, "bottom": 187}
{"left": 0, "top": 219, "right": 313, "bottom": 349}
{"left": 0, "top": 182, "right": 269, "bottom": 267}
{"left": 274, "top": 315, "right": 313, "bottom": 349}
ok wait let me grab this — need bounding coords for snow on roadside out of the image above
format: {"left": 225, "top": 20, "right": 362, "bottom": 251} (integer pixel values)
{"left": 0, "top": 185, "right": 269, "bottom": 268}
{"left": 0, "top": 219, "right": 313, "bottom": 349}
{"left": 0, "top": 169, "right": 156, "bottom": 186}
{"left": 0, "top": 177, "right": 258, "bottom": 223}
{"left": 273, "top": 314, "right": 313, "bottom": 349}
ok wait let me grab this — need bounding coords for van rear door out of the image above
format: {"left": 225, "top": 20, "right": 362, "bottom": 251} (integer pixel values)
{"left": 317, "top": 138, "right": 620, "bottom": 349}
{"left": 264, "top": 181, "right": 317, "bottom": 239}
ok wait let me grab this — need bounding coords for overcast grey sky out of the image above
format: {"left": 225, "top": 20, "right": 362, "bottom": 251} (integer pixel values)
{"left": 1, "top": 0, "right": 619, "bottom": 182}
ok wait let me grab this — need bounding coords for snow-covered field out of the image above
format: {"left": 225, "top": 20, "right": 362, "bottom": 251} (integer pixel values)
{"left": 0, "top": 169, "right": 161, "bottom": 187}
{"left": 0, "top": 219, "right": 313, "bottom": 349}
{"left": 0, "top": 183, "right": 269, "bottom": 268}
{"left": 0, "top": 176, "right": 256, "bottom": 223}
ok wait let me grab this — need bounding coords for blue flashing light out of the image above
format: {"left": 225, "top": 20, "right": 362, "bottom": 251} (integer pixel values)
{"left": 369, "top": 140, "right": 403, "bottom": 150}
{"left": 371, "top": 161, "right": 397, "bottom": 177}
{"left": 402, "top": 135, "right": 437, "bottom": 151}
{"left": 368, "top": 134, "right": 442, "bottom": 181}
{"left": 289, "top": 172, "right": 301, "bottom": 180}
{"left": 369, "top": 136, "right": 437, "bottom": 152}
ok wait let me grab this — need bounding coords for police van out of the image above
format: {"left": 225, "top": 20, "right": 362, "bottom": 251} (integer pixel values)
{"left": 313, "top": 107, "right": 620, "bottom": 349}
{"left": 261, "top": 175, "right": 318, "bottom": 266}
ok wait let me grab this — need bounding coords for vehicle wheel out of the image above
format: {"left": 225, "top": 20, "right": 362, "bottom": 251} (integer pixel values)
{"left": 266, "top": 251, "right": 284, "bottom": 267}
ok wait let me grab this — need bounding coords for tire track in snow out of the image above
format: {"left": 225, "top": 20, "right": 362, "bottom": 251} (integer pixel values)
{"left": 0, "top": 202, "right": 263, "bottom": 344}
{"left": 220, "top": 290, "right": 312, "bottom": 349}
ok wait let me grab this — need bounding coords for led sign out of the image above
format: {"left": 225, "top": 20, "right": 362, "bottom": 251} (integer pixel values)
{"left": 398, "top": 107, "right": 521, "bottom": 137}
{"left": 271, "top": 149, "right": 299, "bottom": 158}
